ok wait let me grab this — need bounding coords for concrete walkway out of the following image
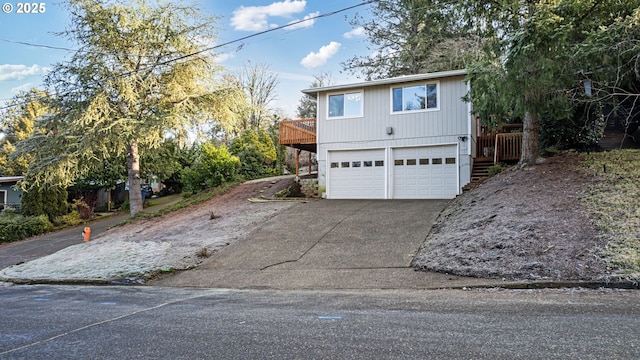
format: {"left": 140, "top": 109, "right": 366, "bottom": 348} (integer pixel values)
{"left": 153, "top": 199, "right": 505, "bottom": 290}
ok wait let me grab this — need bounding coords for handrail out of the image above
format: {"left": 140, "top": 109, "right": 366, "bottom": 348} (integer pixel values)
{"left": 494, "top": 133, "right": 522, "bottom": 164}
{"left": 279, "top": 118, "right": 316, "bottom": 145}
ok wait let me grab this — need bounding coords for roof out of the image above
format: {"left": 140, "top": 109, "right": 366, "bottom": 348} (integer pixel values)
{"left": 301, "top": 69, "right": 467, "bottom": 98}
{"left": 0, "top": 176, "right": 24, "bottom": 184}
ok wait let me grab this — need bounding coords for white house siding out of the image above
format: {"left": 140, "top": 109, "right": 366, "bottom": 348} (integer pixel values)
{"left": 314, "top": 73, "right": 471, "bottom": 199}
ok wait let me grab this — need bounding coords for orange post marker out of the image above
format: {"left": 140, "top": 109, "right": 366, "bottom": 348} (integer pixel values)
{"left": 82, "top": 227, "right": 91, "bottom": 242}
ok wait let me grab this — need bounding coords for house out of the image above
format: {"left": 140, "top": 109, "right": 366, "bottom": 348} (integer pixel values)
{"left": 0, "top": 176, "right": 24, "bottom": 210}
{"left": 280, "top": 69, "right": 522, "bottom": 200}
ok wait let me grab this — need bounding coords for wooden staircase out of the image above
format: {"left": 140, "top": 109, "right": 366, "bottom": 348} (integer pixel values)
{"left": 464, "top": 159, "right": 493, "bottom": 190}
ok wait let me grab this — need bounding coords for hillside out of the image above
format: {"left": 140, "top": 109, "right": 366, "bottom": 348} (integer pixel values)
{"left": 414, "top": 150, "right": 640, "bottom": 283}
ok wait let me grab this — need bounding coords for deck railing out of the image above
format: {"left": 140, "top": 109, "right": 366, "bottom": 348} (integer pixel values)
{"left": 476, "top": 135, "right": 495, "bottom": 160}
{"left": 279, "top": 118, "right": 316, "bottom": 145}
{"left": 494, "top": 133, "right": 523, "bottom": 163}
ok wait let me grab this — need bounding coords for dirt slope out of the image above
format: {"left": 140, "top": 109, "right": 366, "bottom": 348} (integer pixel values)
{"left": 413, "top": 154, "right": 611, "bottom": 281}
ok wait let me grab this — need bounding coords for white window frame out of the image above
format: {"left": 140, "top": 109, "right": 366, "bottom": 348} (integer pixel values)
{"left": 327, "top": 90, "right": 364, "bottom": 119}
{"left": 0, "top": 189, "right": 6, "bottom": 205}
{"left": 390, "top": 81, "right": 440, "bottom": 114}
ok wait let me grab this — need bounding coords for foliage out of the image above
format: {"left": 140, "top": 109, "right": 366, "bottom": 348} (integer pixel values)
{"left": 21, "top": 185, "right": 68, "bottom": 221}
{"left": 464, "top": 0, "right": 640, "bottom": 163}
{"left": 539, "top": 103, "right": 605, "bottom": 149}
{"left": 229, "top": 129, "right": 279, "bottom": 179}
{"left": 70, "top": 198, "right": 95, "bottom": 220}
{"left": 180, "top": 142, "right": 240, "bottom": 193}
{"left": 581, "top": 150, "right": 640, "bottom": 278}
{"left": 487, "top": 164, "right": 504, "bottom": 177}
{"left": 0, "top": 89, "right": 50, "bottom": 176}
{"left": 59, "top": 210, "right": 83, "bottom": 226}
{"left": 13, "top": 0, "right": 230, "bottom": 217}
{"left": 343, "top": 0, "right": 482, "bottom": 80}
{"left": 0, "top": 214, "right": 52, "bottom": 243}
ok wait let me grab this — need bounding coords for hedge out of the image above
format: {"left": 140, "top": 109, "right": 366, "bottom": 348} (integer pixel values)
{"left": 0, "top": 214, "right": 52, "bottom": 243}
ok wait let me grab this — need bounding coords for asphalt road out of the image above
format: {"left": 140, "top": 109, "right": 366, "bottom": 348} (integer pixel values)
{"left": 1, "top": 285, "right": 639, "bottom": 359}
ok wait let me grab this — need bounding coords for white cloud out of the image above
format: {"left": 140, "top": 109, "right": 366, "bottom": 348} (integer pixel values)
{"left": 286, "top": 11, "right": 320, "bottom": 30}
{"left": 300, "top": 41, "right": 342, "bottom": 69}
{"left": 215, "top": 53, "right": 235, "bottom": 63}
{"left": 231, "top": 0, "right": 307, "bottom": 32}
{"left": 0, "top": 64, "right": 50, "bottom": 81}
{"left": 343, "top": 27, "right": 365, "bottom": 39}
{"left": 10, "top": 83, "right": 34, "bottom": 94}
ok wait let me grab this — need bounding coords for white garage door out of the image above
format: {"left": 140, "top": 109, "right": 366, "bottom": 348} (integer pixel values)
{"left": 328, "top": 149, "right": 386, "bottom": 199}
{"left": 392, "top": 145, "right": 458, "bottom": 199}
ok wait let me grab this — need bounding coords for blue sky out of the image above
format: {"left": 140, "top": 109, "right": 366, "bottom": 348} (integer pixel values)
{"left": 0, "top": 0, "right": 371, "bottom": 116}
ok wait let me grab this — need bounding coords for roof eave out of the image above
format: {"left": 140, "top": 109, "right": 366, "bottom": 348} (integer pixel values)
{"left": 301, "top": 69, "right": 467, "bottom": 97}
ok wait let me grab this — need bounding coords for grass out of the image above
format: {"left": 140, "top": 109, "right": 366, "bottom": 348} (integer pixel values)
{"left": 581, "top": 149, "right": 640, "bottom": 278}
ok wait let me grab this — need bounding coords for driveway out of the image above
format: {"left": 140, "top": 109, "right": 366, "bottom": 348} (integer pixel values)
{"left": 153, "top": 199, "right": 498, "bottom": 290}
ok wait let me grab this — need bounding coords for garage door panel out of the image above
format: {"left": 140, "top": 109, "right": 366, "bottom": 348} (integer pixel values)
{"left": 328, "top": 149, "right": 385, "bottom": 199}
{"left": 392, "top": 145, "right": 458, "bottom": 199}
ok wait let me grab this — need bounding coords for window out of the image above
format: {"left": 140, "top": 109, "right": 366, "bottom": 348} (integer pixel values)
{"left": 352, "top": 161, "right": 361, "bottom": 168}
{"left": 330, "top": 162, "right": 339, "bottom": 168}
{"left": 328, "top": 91, "right": 363, "bottom": 118}
{"left": 341, "top": 162, "right": 350, "bottom": 168}
{"left": 407, "top": 159, "right": 417, "bottom": 165}
{"left": 432, "top": 158, "right": 443, "bottom": 165}
{"left": 419, "top": 158, "right": 429, "bottom": 165}
{"left": 392, "top": 83, "right": 438, "bottom": 112}
{"left": 375, "top": 160, "right": 384, "bottom": 167}
{"left": 363, "top": 161, "right": 373, "bottom": 167}
{"left": 394, "top": 159, "right": 404, "bottom": 166}
{"left": 445, "top": 157, "right": 456, "bottom": 164}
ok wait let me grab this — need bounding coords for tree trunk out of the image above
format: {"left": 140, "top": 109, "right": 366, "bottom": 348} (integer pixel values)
{"left": 520, "top": 111, "right": 540, "bottom": 165}
{"left": 127, "top": 140, "right": 143, "bottom": 217}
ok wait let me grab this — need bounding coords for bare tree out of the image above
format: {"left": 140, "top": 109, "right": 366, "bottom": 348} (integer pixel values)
{"left": 236, "top": 62, "right": 280, "bottom": 130}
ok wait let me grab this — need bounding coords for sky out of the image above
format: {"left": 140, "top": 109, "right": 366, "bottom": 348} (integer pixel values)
{"left": 0, "top": 0, "right": 372, "bottom": 117}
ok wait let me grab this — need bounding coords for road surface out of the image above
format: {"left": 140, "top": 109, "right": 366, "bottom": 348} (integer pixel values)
{"left": 1, "top": 285, "right": 638, "bottom": 359}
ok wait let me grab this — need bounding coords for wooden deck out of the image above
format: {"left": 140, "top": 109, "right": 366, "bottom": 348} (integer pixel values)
{"left": 279, "top": 118, "right": 317, "bottom": 153}
{"left": 475, "top": 124, "right": 523, "bottom": 164}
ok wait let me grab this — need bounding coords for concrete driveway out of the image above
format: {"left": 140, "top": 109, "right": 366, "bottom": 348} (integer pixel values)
{"left": 153, "top": 199, "right": 497, "bottom": 290}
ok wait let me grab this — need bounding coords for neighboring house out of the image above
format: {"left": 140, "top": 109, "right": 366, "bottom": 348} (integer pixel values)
{"left": 305, "top": 69, "right": 473, "bottom": 199}
{"left": 0, "top": 176, "right": 24, "bottom": 210}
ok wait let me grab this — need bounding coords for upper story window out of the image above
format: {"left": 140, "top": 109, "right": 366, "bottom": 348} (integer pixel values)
{"left": 328, "top": 91, "right": 363, "bottom": 118}
{"left": 391, "top": 82, "right": 438, "bottom": 113}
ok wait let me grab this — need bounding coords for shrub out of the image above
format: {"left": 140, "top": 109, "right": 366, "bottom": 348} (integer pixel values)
{"left": 230, "top": 129, "right": 279, "bottom": 179}
{"left": 181, "top": 142, "right": 240, "bottom": 193}
{"left": 21, "top": 185, "right": 68, "bottom": 221}
{"left": 60, "top": 210, "right": 83, "bottom": 226}
{"left": 488, "top": 164, "right": 504, "bottom": 177}
{"left": 0, "top": 214, "right": 52, "bottom": 243}
{"left": 71, "top": 198, "right": 95, "bottom": 220}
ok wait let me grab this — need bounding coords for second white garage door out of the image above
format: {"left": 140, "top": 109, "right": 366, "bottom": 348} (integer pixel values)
{"left": 392, "top": 145, "right": 458, "bottom": 199}
{"left": 327, "top": 149, "right": 386, "bottom": 199}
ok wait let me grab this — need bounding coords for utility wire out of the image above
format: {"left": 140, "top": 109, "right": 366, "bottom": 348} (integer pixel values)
{"left": 0, "top": 0, "right": 376, "bottom": 110}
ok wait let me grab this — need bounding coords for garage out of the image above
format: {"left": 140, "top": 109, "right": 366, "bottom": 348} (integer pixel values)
{"left": 392, "top": 145, "right": 458, "bottom": 199}
{"left": 326, "top": 145, "right": 459, "bottom": 199}
{"left": 327, "top": 149, "right": 386, "bottom": 199}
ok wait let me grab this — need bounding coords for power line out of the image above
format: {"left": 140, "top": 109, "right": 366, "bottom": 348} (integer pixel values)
{"left": 0, "top": 0, "right": 376, "bottom": 109}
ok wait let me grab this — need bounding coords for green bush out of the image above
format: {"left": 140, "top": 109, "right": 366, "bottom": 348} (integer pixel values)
{"left": 488, "top": 164, "right": 504, "bottom": 177}
{"left": 60, "top": 210, "right": 83, "bottom": 226}
{"left": 181, "top": 142, "right": 240, "bottom": 193}
{"left": 0, "top": 214, "right": 52, "bottom": 243}
{"left": 230, "top": 129, "right": 279, "bottom": 179}
{"left": 21, "top": 185, "right": 68, "bottom": 221}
